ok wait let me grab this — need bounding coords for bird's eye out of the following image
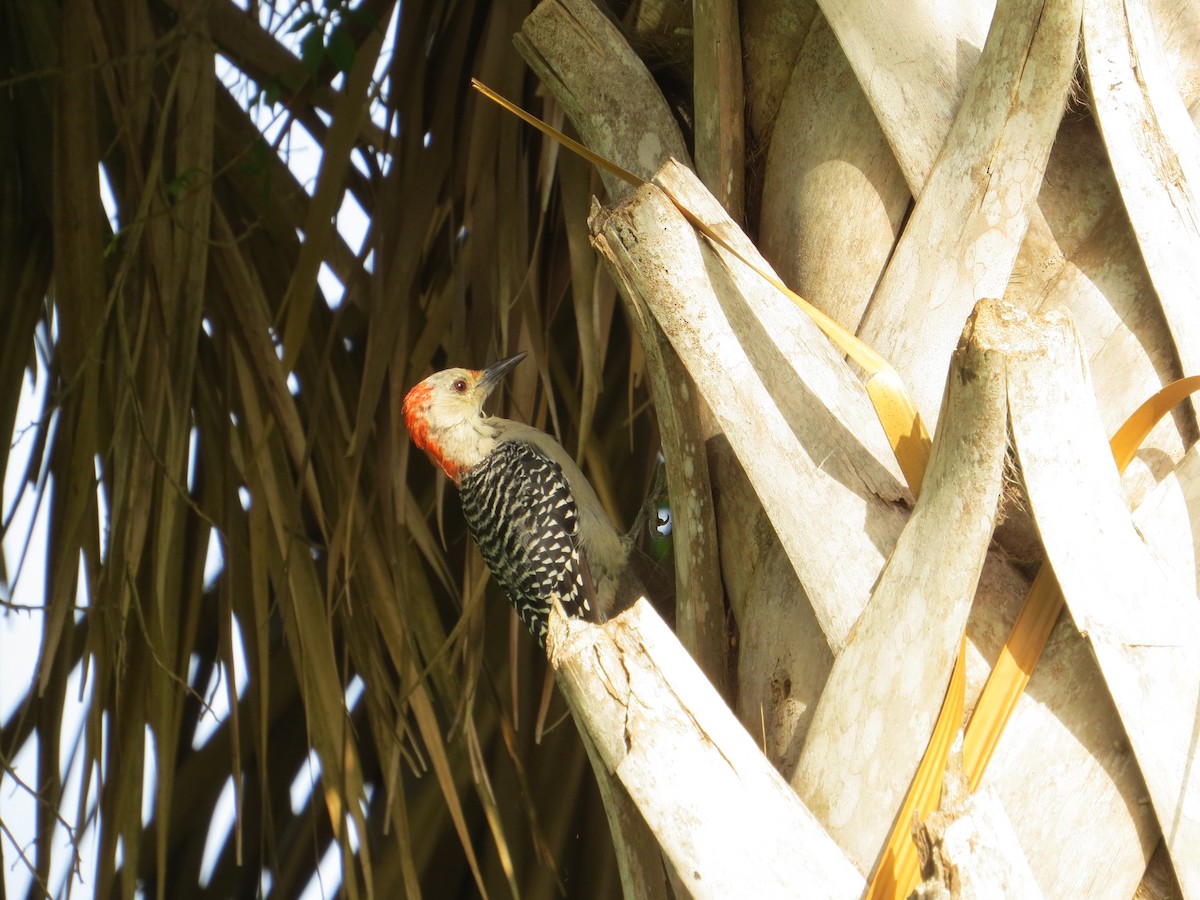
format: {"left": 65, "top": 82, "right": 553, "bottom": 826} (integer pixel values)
{"left": 452, "top": 378, "right": 468, "bottom": 394}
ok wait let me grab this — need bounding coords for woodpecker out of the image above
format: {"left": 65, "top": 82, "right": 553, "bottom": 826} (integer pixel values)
{"left": 402, "top": 352, "right": 636, "bottom": 645}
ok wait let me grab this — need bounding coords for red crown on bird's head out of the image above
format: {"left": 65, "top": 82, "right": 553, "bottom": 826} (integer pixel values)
{"left": 402, "top": 374, "right": 476, "bottom": 483}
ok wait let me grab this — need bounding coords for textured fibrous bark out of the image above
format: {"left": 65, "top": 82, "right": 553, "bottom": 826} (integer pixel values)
{"left": 1084, "top": 0, "right": 1200, "bottom": 416}
{"left": 592, "top": 162, "right": 909, "bottom": 654}
{"left": 740, "top": 0, "right": 817, "bottom": 142}
{"left": 591, "top": 159, "right": 1163, "bottom": 894}
{"left": 816, "top": 0, "right": 992, "bottom": 191}
{"left": 911, "top": 749, "right": 1043, "bottom": 900}
{"left": 547, "top": 599, "right": 864, "bottom": 898}
{"left": 759, "top": 12, "right": 909, "bottom": 331}
{"left": 693, "top": 0, "right": 745, "bottom": 222}
{"left": 855, "top": 0, "right": 1084, "bottom": 429}
{"left": 794, "top": 299, "right": 1012, "bottom": 872}
{"left": 1006, "top": 305, "right": 1200, "bottom": 896}
{"left": 516, "top": 0, "right": 1200, "bottom": 893}
{"left": 515, "top": 0, "right": 690, "bottom": 201}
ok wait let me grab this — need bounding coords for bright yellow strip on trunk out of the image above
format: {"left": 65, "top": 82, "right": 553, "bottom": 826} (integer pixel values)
{"left": 867, "top": 637, "right": 967, "bottom": 898}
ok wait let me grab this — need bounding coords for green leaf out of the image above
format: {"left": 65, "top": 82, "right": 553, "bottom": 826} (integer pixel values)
{"left": 299, "top": 27, "right": 325, "bottom": 73}
{"left": 326, "top": 26, "right": 357, "bottom": 73}
{"left": 263, "top": 75, "right": 284, "bottom": 107}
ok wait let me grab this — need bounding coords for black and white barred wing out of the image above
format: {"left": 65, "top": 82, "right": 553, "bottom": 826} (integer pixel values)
{"left": 458, "top": 440, "right": 593, "bottom": 644}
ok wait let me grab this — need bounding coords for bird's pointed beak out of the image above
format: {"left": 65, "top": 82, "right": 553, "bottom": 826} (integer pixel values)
{"left": 478, "top": 352, "right": 527, "bottom": 397}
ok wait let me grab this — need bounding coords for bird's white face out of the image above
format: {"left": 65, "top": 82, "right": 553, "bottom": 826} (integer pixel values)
{"left": 403, "top": 367, "right": 497, "bottom": 482}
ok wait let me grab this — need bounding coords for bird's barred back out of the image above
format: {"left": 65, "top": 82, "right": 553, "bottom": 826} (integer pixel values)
{"left": 458, "top": 440, "right": 591, "bottom": 645}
